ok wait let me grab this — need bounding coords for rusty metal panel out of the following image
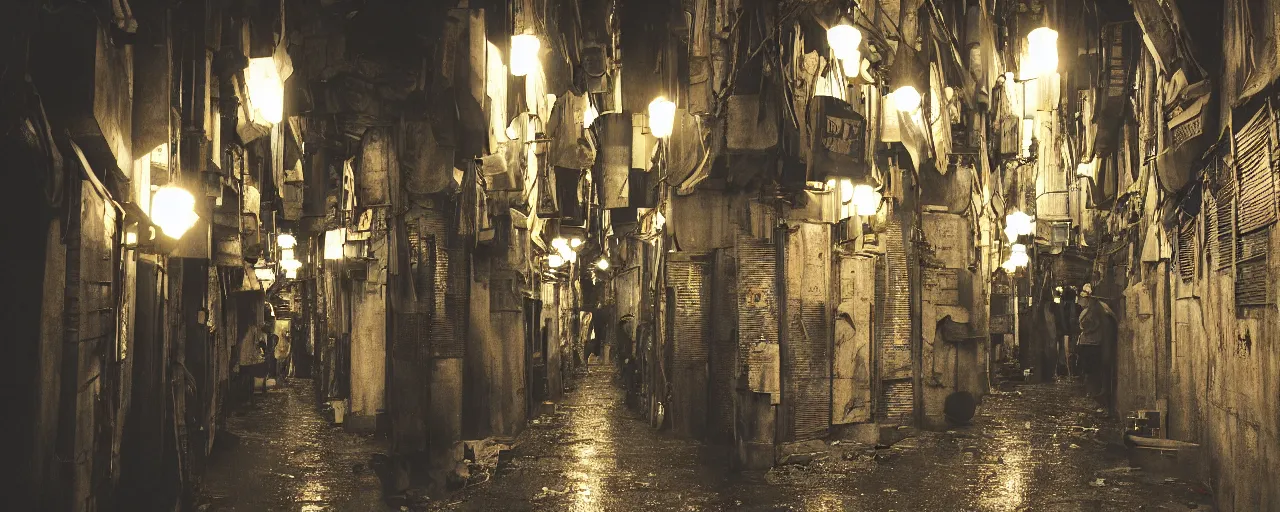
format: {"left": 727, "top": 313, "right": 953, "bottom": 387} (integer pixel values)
{"left": 708, "top": 250, "right": 737, "bottom": 440}
{"left": 1213, "top": 161, "right": 1236, "bottom": 271}
{"left": 1236, "top": 258, "right": 1269, "bottom": 306}
{"left": 781, "top": 222, "right": 831, "bottom": 442}
{"left": 668, "top": 258, "right": 710, "bottom": 438}
{"left": 737, "top": 230, "right": 779, "bottom": 389}
{"left": 1177, "top": 220, "right": 1196, "bottom": 280}
{"left": 1235, "top": 105, "right": 1276, "bottom": 234}
{"left": 875, "top": 210, "right": 913, "bottom": 424}
{"left": 421, "top": 209, "right": 467, "bottom": 359}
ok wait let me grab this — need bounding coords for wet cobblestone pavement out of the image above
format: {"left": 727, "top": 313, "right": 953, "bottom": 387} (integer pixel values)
{"left": 198, "top": 369, "right": 1215, "bottom": 511}
{"left": 198, "top": 379, "right": 393, "bottom": 511}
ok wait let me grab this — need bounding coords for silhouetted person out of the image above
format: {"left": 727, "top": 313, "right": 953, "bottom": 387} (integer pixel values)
{"left": 1076, "top": 284, "right": 1116, "bottom": 408}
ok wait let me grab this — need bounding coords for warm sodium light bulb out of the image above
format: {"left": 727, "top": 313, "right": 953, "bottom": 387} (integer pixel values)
{"left": 570, "top": 237, "right": 583, "bottom": 248}
{"left": 851, "top": 184, "right": 882, "bottom": 216}
{"left": 648, "top": 97, "right": 676, "bottom": 138}
{"left": 596, "top": 258, "right": 609, "bottom": 270}
{"left": 510, "top": 34, "right": 541, "bottom": 77}
{"left": 150, "top": 185, "right": 199, "bottom": 239}
{"left": 826, "top": 22, "right": 863, "bottom": 62}
{"left": 891, "top": 86, "right": 922, "bottom": 113}
{"left": 245, "top": 57, "right": 284, "bottom": 124}
{"left": 548, "top": 254, "right": 565, "bottom": 268}
{"left": 1025, "top": 27, "right": 1059, "bottom": 76}
{"left": 552, "top": 237, "right": 569, "bottom": 250}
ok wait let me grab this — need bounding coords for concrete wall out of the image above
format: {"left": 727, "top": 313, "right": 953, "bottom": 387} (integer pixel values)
{"left": 349, "top": 279, "right": 386, "bottom": 429}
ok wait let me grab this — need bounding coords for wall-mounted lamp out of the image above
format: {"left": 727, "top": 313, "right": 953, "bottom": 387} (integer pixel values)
{"left": 851, "top": 184, "right": 883, "bottom": 217}
{"left": 647, "top": 97, "right": 676, "bottom": 138}
{"left": 150, "top": 185, "right": 199, "bottom": 239}
{"left": 245, "top": 57, "right": 284, "bottom": 125}
{"left": 596, "top": 258, "right": 609, "bottom": 271}
{"left": 1025, "top": 27, "right": 1059, "bottom": 77}
{"left": 510, "top": 34, "right": 541, "bottom": 77}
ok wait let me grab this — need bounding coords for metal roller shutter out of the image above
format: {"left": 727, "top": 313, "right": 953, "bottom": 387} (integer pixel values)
{"left": 782, "top": 223, "right": 831, "bottom": 442}
{"left": 1234, "top": 105, "right": 1276, "bottom": 234}
{"left": 667, "top": 258, "right": 710, "bottom": 438}
{"left": 875, "top": 207, "right": 914, "bottom": 424}
{"left": 737, "top": 231, "right": 779, "bottom": 383}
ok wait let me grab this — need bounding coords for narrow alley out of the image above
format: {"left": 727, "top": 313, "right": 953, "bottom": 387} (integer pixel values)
{"left": 6, "top": 0, "right": 1279, "bottom": 510}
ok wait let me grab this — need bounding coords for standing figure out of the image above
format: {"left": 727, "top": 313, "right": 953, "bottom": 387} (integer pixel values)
{"left": 1076, "top": 284, "right": 1116, "bottom": 407}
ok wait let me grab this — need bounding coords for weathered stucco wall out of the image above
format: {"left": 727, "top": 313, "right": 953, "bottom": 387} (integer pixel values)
{"left": 349, "top": 280, "right": 386, "bottom": 425}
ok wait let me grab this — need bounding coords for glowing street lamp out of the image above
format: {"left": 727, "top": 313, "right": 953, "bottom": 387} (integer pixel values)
{"left": 826, "top": 19, "right": 863, "bottom": 62}
{"left": 277, "top": 233, "right": 297, "bottom": 249}
{"left": 1025, "top": 27, "right": 1059, "bottom": 76}
{"left": 150, "top": 185, "right": 199, "bottom": 239}
{"left": 1009, "top": 243, "right": 1030, "bottom": 269}
{"left": 648, "top": 97, "right": 676, "bottom": 138}
{"left": 510, "top": 34, "right": 541, "bottom": 77}
{"left": 548, "top": 253, "right": 566, "bottom": 268}
{"left": 245, "top": 57, "right": 284, "bottom": 125}
{"left": 596, "top": 258, "right": 609, "bottom": 271}
{"left": 1004, "top": 210, "right": 1035, "bottom": 242}
{"left": 851, "top": 184, "right": 882, "bottom": 216}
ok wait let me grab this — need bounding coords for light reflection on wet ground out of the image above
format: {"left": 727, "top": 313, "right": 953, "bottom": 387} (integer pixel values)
{"left": 198, "top": 379, "right": 390, "bottom": 511}
{"left": 198, "top": 369, "right": 1214, "bottom": 511}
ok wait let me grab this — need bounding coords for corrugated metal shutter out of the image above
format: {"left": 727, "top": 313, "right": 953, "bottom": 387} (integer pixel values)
{"left": 422, "top": 209, "right": 467, "bottom": 359}
{"left": 1177, "top": 220, "right": 1196, "bottom": 280}
{"left": 875, "top": 207, "right": 914, "bottom": 424}
{"left": 708, "top": 250, "right": 736, "bottom": 441}
{"left": 1235, "top": 228, "right": 1270, "bottom": 306}
{"left": 668, "top": 258, "right": 710, "bottom": 438}
{"left": 782, "top": 223, "right": 831, "bottom": 442}
{"left": 1211, "top": 156, "right": 1235, "bottom": 271}
{"left": 1234, "top": 105, "right": 1276, "bottom": 234}
{"left": 737, "top": 231, "right": 778, "bottom": 378}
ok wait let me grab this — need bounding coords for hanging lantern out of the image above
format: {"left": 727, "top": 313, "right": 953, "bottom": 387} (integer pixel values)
{"left": 647, "top": 97, "right": 676, "bottom": 138}
{"left": 150, "top": 185, "right": 199, "bottom": 239}
{"left": 826, "top": 19, "right": 863, "bottom": 62}
{"left": 280, "top": 257, "right": 302, "bottom": 273}
{"left": 244, "top": 57, "right": 284, "bottom": 125}
{"left": 570, "top": 237, "right": 583, "bottom": 249}
{"left": 888, "top": 42, "right": 924, "bottom": 113}
{"left": 254, "top": 267, "right": 276, "bottom": 285}
{"left": 1005, "top": 210, "right": 1035, "bottom": 242}
{"left": 510, "top": 34, "right": 541, "bottom": 77}
{"left": 548, "top": 253, "right": 566, "bottom": 268}
{"left": 851, "top": 184, "right": 882, "bottom": 216}
{"left": 1010, "top": 243, "right": 1030, "bottom": 268}
{"left": 596, "top": 258, "right": 609, "bottom": 270}
{"left": 277, "top": 233, "right": 297, "bottom": 249}
{"left": 1025, "top": 27, "right": 1059, "bottom": 76}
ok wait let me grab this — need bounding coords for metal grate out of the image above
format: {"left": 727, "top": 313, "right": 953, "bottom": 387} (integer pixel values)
{"left": 737, "top": 230, "right": 778, "bottom": 382}
{"left": 782, "top": 223, "right": 831, "bottom": 442}
{"left": 1235, "top": 105, "right": 1276, "bottom": 234}
{"left": 875, "top": 207, "right": 913, "bottom": 424}
{"left": 423, "top": 210, "right": 467, "bottom": 359}
{"left": 668, "top": 259, "right": 710, "bottom": 438}
{"left": 708, "top": 250, "right": 737, "bottom": 441}
{"left": 1177, "top": 220, "right": 1196, "bottom": 280}
{"left": 1236, "top": 259, "right": 1269, "bottom": 306}
{"left": 1214, "top": 168, "right": 1236, "bottom": 271}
